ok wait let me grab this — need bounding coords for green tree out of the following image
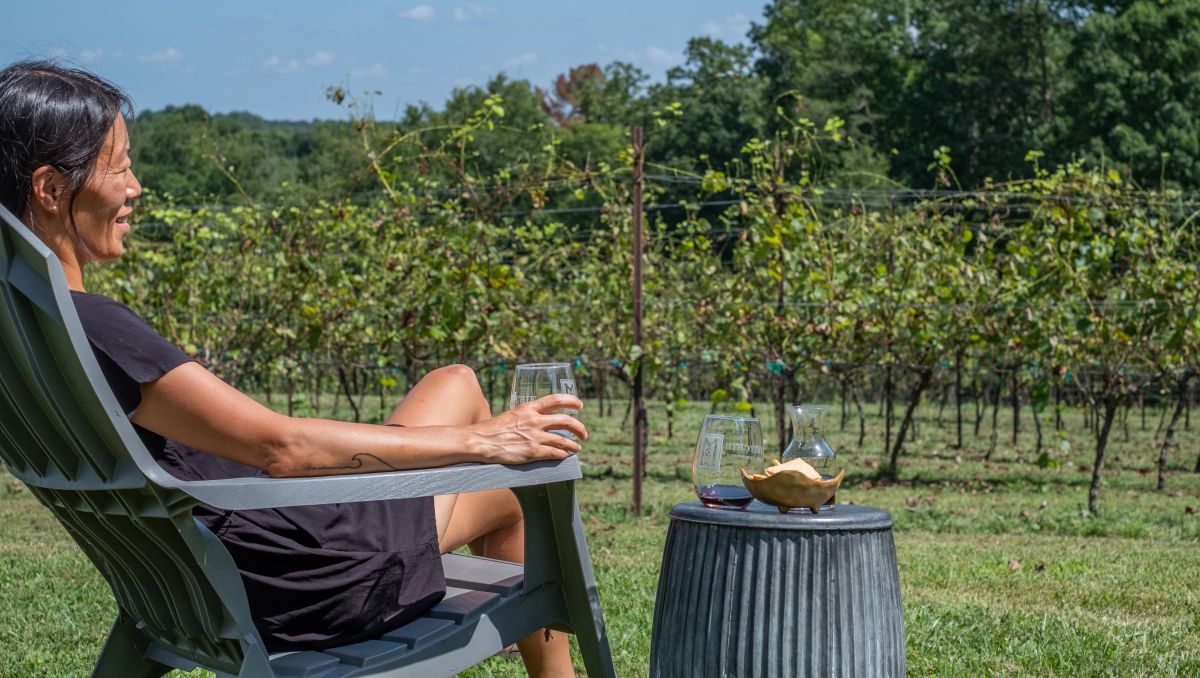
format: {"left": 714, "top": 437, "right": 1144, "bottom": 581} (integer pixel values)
{"left": 751, "top": 0, "right": 916, "bottom": 161}
{"left": 399, "top": 74, "right": 552, "bottom": 183}
{"left": 541, "top": 62, "right": 652, "bottom": 170}
{"left": 648, "top": 38, "right": 769, "bottom": 171}
{"left": 752, "top": 0, "right": 1083, "bottom": 186}
{"left": 540, "top": 62, "right": 651, "bottom": 127}
{"left": 896, "top": 0, "right": 1075, "bottom": 185}
{"left": 1054, "top": 0, "right": 1200, "bottom": 188}
{"left": 130, "top": 106, "right": 231, "bottom": 200}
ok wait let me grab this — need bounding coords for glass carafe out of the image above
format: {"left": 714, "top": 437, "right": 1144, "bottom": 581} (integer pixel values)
{"left": 782, "top": 404, "right": 836, "bottom": 478}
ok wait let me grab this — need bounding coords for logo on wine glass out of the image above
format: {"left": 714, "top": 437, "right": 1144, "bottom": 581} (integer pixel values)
{"left": 558, "top": 378, "right": 577, "bottom": 396}
{"left": 723, "top": 441, "right": 762, "bottom": 460}
{"left": 696, "top": 433, "right": 724, "bottom": 473}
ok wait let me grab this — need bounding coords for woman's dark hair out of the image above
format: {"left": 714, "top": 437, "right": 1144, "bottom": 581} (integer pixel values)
{"left": 0, "top": 60, "right": 133, "bottom": 221}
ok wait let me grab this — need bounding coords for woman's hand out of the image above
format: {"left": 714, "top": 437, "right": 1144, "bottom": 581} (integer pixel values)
{"left": 466, "top": 394, "right": 587, "bottom": 464}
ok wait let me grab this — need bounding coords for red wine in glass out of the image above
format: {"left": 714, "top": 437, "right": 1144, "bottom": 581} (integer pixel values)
{"left": 697, "top": 484, "right": 753, "bottom": 509}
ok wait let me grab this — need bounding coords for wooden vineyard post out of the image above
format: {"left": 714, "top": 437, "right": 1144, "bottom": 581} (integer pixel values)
{"left": 632, "top": 126, "right": 646, "bottom": 516}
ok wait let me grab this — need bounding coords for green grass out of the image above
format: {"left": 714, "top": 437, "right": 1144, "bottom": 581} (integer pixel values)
{"left": 3, "top": 396, "right": 1199, "bottom": 676}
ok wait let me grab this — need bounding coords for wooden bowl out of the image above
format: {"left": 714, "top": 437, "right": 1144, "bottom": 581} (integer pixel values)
{"left": 740, "top": 467, "right": 844, "bottom": 514}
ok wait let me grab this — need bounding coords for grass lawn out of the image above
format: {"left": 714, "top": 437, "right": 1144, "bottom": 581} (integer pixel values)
{"left": 2, "top": 395, "right": 1199, "bottom": 676}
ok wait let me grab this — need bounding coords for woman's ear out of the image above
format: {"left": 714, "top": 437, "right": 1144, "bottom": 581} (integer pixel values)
{"left": 29, "top": 166, "right": 65, "bottom": 215}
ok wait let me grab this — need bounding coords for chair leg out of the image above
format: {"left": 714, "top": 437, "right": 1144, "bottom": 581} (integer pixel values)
{"left": 91, "top": 615, "right": 170, "bottom": 678}
{"left": 234, "top": 643, "right": 275, "bottom": 678}
{"left": 545, "top": 481, "right": 617, "bottom": 678}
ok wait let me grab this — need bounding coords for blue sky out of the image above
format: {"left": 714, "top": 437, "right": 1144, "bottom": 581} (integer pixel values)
{"left": 2, "top": 1, "right": 764, "bottom": 120}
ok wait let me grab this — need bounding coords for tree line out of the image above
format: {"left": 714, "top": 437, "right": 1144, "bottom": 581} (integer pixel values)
{"left": 129, "top": 0, "right": 1200, "bottom": 204}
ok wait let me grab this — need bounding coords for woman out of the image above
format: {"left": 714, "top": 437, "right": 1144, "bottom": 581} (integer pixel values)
{"left": 0, "top": 60, "right": 583, "bottom": 677}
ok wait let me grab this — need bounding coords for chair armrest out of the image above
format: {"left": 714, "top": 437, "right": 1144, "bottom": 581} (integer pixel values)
{"left": 148, "top": 455, "right": 582, "bottom": 510}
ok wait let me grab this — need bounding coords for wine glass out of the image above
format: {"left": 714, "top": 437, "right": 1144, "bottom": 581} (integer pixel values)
{"left": 693, "top": 415, "right": 764, "bottom": 509}
{"left": 509, "top": 362, "right": 580, "bottom": 440}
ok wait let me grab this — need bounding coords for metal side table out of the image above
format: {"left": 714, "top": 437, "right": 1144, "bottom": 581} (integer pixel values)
{"left": 650, "top": 503, "right": 905, "bottom": 677}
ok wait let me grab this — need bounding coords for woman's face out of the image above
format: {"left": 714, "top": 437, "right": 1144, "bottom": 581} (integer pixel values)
{"left": 66, "top": 114, "right": 141, "bottom": 261}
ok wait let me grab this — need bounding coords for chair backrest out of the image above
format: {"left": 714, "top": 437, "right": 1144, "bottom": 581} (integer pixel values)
{"left": 0, "top": 205, "right": 264, "bottom": 672}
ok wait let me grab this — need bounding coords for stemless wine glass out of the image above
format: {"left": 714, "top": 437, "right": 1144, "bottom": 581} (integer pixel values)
{"left": 692, "top": 415, "right": 765, "bottom": 509}
{"left": 509, "top": 362, "right": 580, "bottom": 440}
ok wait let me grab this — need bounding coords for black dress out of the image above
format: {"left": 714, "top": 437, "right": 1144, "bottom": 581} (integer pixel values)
{"left": 71, "top": 291, "right": 445, "bottom": 651}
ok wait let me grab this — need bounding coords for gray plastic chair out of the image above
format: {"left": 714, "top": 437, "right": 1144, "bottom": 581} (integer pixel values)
{"left": 0, "top": 205, "right": 616, "bottom": 678}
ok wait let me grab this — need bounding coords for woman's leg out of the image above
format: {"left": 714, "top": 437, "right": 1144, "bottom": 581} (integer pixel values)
{"left": 384, "top": 364, "right": 489, "bottom": 536}
{"left": 384, "top": 364, "right": 575, "bottom": 678}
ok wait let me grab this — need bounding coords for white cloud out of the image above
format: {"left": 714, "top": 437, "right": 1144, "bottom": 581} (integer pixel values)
{"left": 503, "top": 52, "right": 537, "bottom": 69}
{"left": 79, "top": 48, "right": 107, "bottom": 64}
{"left": 600, "top": 43, "right": 686, "bottom": 70}
{"left": 139, "top": 47, "right": 183, "bottom": 64}
{"left": 400, "top": 5, "right": 435, "bottom": 20}
{"left": 646, "top": 45, "right": 684, "bottom": 68}
{"left": 305, "top": 51, "right": 336, "bottom": 67}
{"left": 261, "top": 51, "right": 337, "bottom": 74}
{"left": 700, "top": 13, "right": 751, "bottom": 41}
{"left": 453, "top": 3, "right": 497, "bottom": 21}
{"left": 351, "top": 62, "right": 388, "bottom": 79}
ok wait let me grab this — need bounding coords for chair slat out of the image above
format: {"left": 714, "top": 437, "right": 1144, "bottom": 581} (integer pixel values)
{"left": 381, "top": 617, "right": 455, "bottom": 649}
{"left": 269, "top": 651, "right": 342, "bottom": 678}
{"left": 36, "top": 305, "right": 126, "bottom": 479}
{"left": 324, "top": 639, "right": 410, "bottom": 667}
{"left": 425, "top": 588, "right": 501, "bottom": 624}
{"left": 7, "top": 252, "right": 56, "bottom": 316}
{"left": 0, "top": 382, "right": 46, "bottom": 475}
{"left": 441, "top": 553, "right": 524, "bottom": 596}
{"left": 0, "top": 293, "right": 75, "bottom": 479}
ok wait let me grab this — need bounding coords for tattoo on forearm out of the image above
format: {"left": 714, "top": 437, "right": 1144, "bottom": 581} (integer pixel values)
{"left": 308, "top": 453, "right": 403, "bottom": 472}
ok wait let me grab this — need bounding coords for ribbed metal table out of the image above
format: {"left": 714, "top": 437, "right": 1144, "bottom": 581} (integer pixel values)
{"left": 650, "top": 502, "right": 905, "bottom": 677}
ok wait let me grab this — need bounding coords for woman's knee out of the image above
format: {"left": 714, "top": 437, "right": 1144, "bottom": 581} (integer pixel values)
{"left": 423, "top": 363, "right": 481, "bottom": 393}
{"left": 386, "top": 363, "right": 490, "bottom": 426}
{"left": 418, "top": 363, "right": 490, "bottom": 420}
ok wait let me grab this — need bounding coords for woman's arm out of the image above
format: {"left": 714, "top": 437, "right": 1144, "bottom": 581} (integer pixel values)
{"left": 131, "top": 362, "right": 585, "bottom": 477}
